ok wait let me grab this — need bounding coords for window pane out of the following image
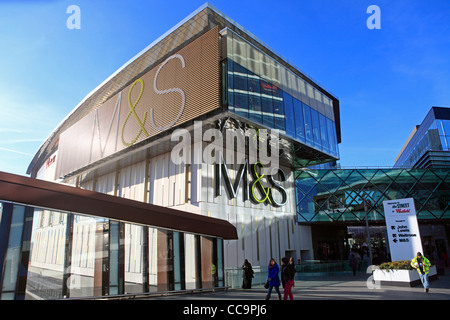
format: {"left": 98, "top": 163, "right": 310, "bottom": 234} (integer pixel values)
{"left": 70, "top": 215, "right": 97, "bottom": 298}
{"left": 261, "top": 95, "right": 274, "bottom": 128}
{"left": 247, "top": 71, "right": 260, "bottom": 94}
{"left": 327, "top": 118, "right": 337, "bottom": 157}
{"left": 261, "top": 80, "right": 274, "bottom": 128}
{"left": 248, "top": 93, "right": 262, "bottom": 124}
{"left": 311, "top": 108, "right": 321, "bottom": 150}
{"left": 27, "top": 209, "right": 67, "bottom": 300}
{"left": 273, "top": 86, "right": 285, "bottom": 132}
{"left": 440, "top": 135, "right": 448, "bottom": 150}
{"left": 233, "top": 62, "right": 248, "bottom": 118}
{"left": 233, "top": 63, "right": 247, "bottom": 90}
{"left": 446, "top": 136, "right": 450, "bottom": 151}
{"left": 234, "top": 92, "right": 248, "bottom": 118}
{"left": 303, "top": 104, "right": 313, "bottom": 146}
{"left": 293, "top": 98, "right": 305, "bottom": 142}
{"left": 283, "top": 92, "right": 295, "bottom": 139}
{"left": 109, "top": 221, "right": 120, "bottom": 295}
{"left": 125, "top": 224, "right": 147, "bottom": 293}
{"left": 227, "top": 60, "right": 234, "bottom": 113}
{"left": 331, "top": 121, "right": 339, "bottom": 157}
{"left": 1, "top": 204, "right": 25, "bottom": 299}
{"left": 443, "top": 120, "right": 450, "bottom": 136}
{"left": 319, "top": 113, "right": 330, "bottom": 154}
{"left": 248, "top": 71, "right": 262, "bottom": 124}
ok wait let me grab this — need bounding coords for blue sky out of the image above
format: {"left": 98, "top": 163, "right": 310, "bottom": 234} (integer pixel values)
{"left": 0, "top": 0, "right": 449, "bottom": 176}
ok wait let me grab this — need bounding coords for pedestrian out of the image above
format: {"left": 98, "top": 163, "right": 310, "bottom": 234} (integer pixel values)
{"left": 242, "top": 259, "right": 254, "bottom": 289}
{"left": 289, "top": 256, "right": 297, "bottom": 285}
{"left": 443, "top": 252, "right": 448, "bottom": 267}
{"left": 349, "top": 252, "right": 357, "bottom": 276}
{"left": 281, "top": 257, "right": 295, "bottom": 300}
{"left": 411, "top": 252, "right": 431, "bottom": 293}
{"left": 266, "top": 258, "right": 281, "bottom": 300}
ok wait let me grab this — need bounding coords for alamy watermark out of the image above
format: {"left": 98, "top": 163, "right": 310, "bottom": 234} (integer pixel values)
{"left": 66, "top": 5, "right": 81, "bottom": 30}
{"left": 366, "top": 5, "right": 381, "bottom": 30}
{"left": 170, "top": 121, "right": 280, "bottom": 173}
{"left": 366, "top": 265, "right": 382, "bottom": 289}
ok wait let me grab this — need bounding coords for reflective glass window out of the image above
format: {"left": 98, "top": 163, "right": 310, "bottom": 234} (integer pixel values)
{"left": 216, "top": 239, "right": 224, "bottom": 287}
{"left": 311, "top": 108, "right": 321, "bottom": 150}
{"left": 283, "top": 92, "right": 295, "bottom": 138}
{"left": 233, "top": 63, "right": 248, "bottom": 118}
{"left": 125, "top": 223, "right": 147, "bottom": 293}
{"left": 247, "top": 71, "right": 260, "bottom": 94}
{"left": 261, "top": 95, "right": 273, "bottom": 128}
{"left": 293, "top": 98, "right": 305, "bottom": 142}
{"left": 234, "top": 63, "right": 247, "bottom": 89}
{"left": 332, "top": 121, "right": 339, "bottom": 156}
{"left": 428, "top": 128, "right": 442, "bottom": 150}
{"left": 440, "top": 135, "right": 448, "bottom": 150}
{"left": 319, "top": 113, "right": 330, "bottom": 154}
{"left": 1, "top": 204, "right": 26, "bottom": 299}
{"left": 261, "top": 79, "right": 274, "bottom": 128}
{"left": 173, "top": 231, "right": 184, "bottom": 290}
{"left": 303, "top": 104, "right": 313, "bottom": 146}
{"left": 109, "top": 221, "right": 120, "bottom": 295}
{"left": 326, "top": 118, "right": 337, "bottom": 157}
{"left": 445, "top": 137, "right": 450, "bottom": 151}
{"left": 227, "top": 60, "right": 234, "bottom": 113}
{"left": 443, "top": 120, "right": 450, "bottom": 136}
{"left": 69, "top": 215, "right": 97, "bottom": 298}
{"left": 234, "top": 92, "right": 248, "bottom": 118}
{"left": 248, "top": 94, "right": 262, "bottom": 124}
{"left": 26, "top": 209, "right": 67, "bottom": 300}
{"left": 437, "top": 120, "right": 444, "bottom": 136}
{"left": 272, "top": 85, "right": 285, "bottom": 132}
{"left": 248, "top": 71, "right": 262, "bottom": 124}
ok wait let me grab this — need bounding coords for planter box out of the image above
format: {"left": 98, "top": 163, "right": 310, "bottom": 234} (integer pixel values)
{"left": 373, "top": 265, "right": 437, "bottom": 287}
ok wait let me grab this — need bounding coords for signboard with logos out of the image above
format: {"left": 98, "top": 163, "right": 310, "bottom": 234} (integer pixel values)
{"left": 383, "top": 198, "right": 423, "bottom": 261}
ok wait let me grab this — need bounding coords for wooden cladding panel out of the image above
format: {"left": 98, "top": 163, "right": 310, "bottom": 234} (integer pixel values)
{"left": 56, "top": 27, "right": 220, "bottom": 178}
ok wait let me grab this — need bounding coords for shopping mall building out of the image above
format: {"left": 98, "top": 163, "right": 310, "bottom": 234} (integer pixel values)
{"left": 295, "top": 106, "right": 450, "bottom": 266}
{"left": 0, "top": 4, "right": 341, "bottom": 299}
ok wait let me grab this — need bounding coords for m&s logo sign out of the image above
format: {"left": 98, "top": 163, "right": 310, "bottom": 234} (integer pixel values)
{"left": 215, "top": 154, "right": 287, "bottom": 208}
{"left": 56, "top": 28, "right": 220, "bottom": 178}
{"left": 121, "top": 54, "right": 187, "bottom": 147}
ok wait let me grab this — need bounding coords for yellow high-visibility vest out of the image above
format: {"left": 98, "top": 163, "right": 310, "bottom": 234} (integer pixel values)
{"left": 411, "top": 256, "right": 431, "bottom": 274}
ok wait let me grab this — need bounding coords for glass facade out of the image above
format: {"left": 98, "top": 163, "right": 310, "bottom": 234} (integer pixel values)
{"left": 295, "top": 168, "right": 450, "bottom": 223}
{"left": 0, "top": 201, "right": 224, "bottom": 300}
{"left": 224, "top": 29, "right": 339, "bottom": 160}
{"left": 227, "top": 59, "right": 339, "bottom": 159}
{"left": 395, "top": 107, "right": 450, "bottom": 168}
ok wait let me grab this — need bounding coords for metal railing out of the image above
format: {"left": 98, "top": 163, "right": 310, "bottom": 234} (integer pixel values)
{"left": 225, "top": 260, "right": 370, "bottom": 289}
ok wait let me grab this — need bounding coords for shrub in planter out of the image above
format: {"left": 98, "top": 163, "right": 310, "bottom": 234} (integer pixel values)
{"left": 374, "top": 260, "right": 437, "bottom": 286}
{"left": 378, "top": 260, "right": 413, "bottom": 271}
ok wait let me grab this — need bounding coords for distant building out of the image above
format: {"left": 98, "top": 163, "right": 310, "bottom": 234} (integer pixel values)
{"left": 295, "top": 106, "right": 450, "bottom": 265}
{"left": 395, "top": 106, "right": 450, "bottom": 168}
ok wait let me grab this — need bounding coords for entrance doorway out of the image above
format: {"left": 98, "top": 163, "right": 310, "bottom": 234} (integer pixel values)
{"left": 284, "top": 250, "right": 297, "bottom": 262}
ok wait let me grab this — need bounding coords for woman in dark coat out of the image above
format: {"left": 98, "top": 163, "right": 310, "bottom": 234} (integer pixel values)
{"left": 242, "top": 259, "right": 254, "bottom": 289}
{"left": 281, "top": 257, "right": 295, "bottom": 300}
{"left": 349, "top": 253, "right": 357, "bottom": 276}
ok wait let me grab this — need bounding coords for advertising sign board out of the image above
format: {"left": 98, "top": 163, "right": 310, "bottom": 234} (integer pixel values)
{"left": 383, "top": 198, "right": 423, "bottom": 261}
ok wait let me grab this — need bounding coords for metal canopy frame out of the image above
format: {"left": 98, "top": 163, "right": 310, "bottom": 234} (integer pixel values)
{"left": 0, "top": 171, "right": 237, "bottom": 240}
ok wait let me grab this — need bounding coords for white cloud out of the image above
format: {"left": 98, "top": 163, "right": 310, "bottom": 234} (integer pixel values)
{"left": 0, "top": 147, "right": 33, "bottom": 156}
